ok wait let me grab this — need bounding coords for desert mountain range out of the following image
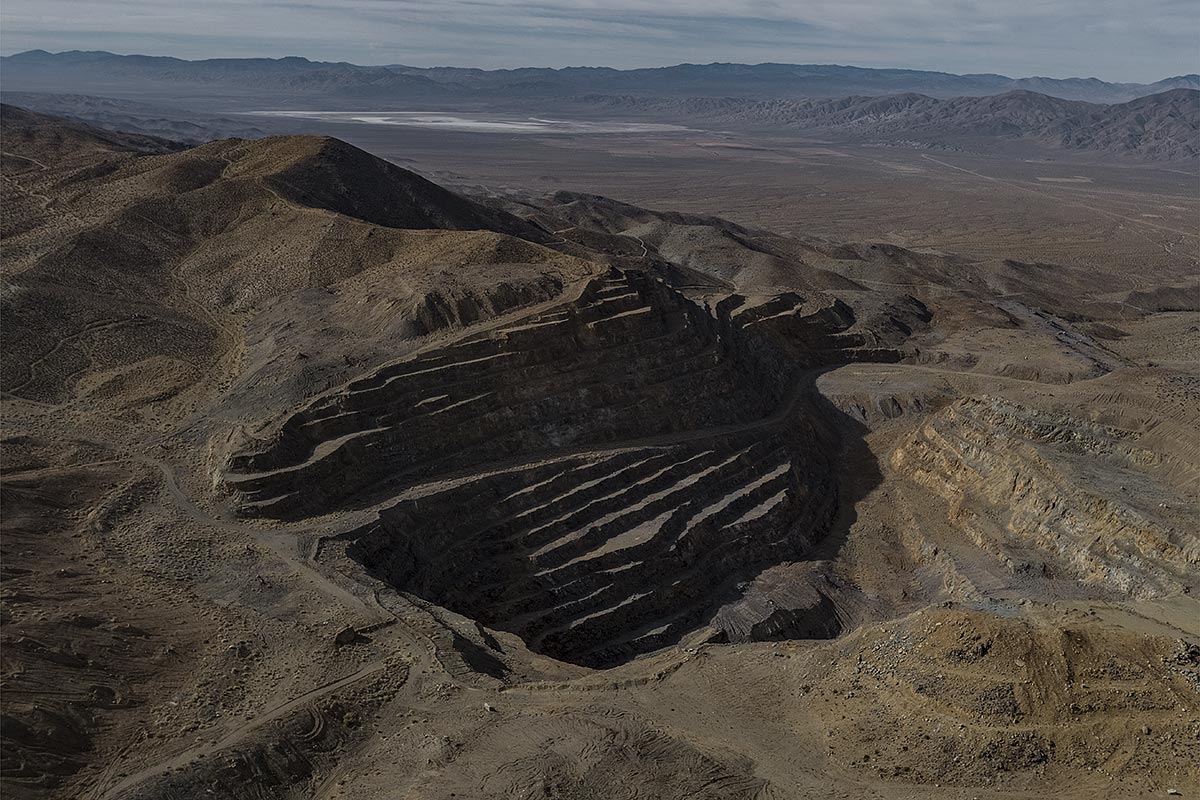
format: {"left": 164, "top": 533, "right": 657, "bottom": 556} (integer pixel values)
{"left": 3, "top": 51, "right": 1197, "bottom": 163}
{"left": 4, "top": 50, "right": 1198, "bottom": 102}
{"left": 578, "top": 88, "right": 1200, "bottom": 161}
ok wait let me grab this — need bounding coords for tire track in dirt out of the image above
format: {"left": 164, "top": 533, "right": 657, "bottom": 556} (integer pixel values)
{"left": 919, "top": 154, "right": 1197, "bottom": 239}
{"left": 94, "top": 660, "right": 387, "bottom": 800}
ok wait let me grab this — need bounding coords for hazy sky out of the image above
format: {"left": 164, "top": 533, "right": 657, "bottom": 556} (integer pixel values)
{"left": 2, "top": 0, "right": 1197, "bottom": 82}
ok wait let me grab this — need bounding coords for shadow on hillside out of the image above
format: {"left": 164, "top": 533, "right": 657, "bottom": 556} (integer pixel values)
{"left": 345, "top": 358, "right": 886, "bottom": 670}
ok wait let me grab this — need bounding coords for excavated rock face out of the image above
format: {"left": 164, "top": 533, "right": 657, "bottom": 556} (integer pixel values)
{"left": 226, "top": 270, "right": 897, "bottom": 666}
{"left": 892, "top": 397, "right": 1200, "bottom": 598}
{"left": 225, "top": 271, "right": 891, "bottom": 520}
{"left": 347, "top": 428, "right": 835, "bottom": 667}
{"left": 227, "top": 271, "right": 771, "bottom": 517}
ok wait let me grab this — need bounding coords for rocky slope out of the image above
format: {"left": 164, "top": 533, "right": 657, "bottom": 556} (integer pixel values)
{"left": 892, "top": 396, "right": 1199, "bottom": 597}
{"left": 0, "top": 92, "right": 268, "bottom": 143}
{"left": 1, "top": 106, "right": 582, "bottom": 416}
{"left": 0, "top": 103, "right": 184, "bottom": 160}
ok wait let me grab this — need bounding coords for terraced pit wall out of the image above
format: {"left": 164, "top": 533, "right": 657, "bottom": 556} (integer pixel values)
{"left": 225, "top": 271, "right": 801, "bottom": 519}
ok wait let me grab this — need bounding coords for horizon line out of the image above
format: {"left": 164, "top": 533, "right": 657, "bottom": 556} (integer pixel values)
{"left": 5, "top": 47, "right": 1197, "bottom": 86}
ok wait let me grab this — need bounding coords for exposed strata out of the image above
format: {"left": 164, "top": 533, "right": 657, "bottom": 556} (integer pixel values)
{"left": 342, "top": 427, "right": 833, "bottom": 667}
{"left": 223, "top": 268, "right": 919, "bottom": 665}
{"left": 892, "top": 397, "right": 1200, "bottom": 598}
{"left": 224, "top": 270, "right": 907, "bottom": 520}
{"left": 223, "top": 269, "right": 911, "bottom": 664}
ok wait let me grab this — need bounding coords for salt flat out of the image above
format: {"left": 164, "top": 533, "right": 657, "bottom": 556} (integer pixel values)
{"left": 246, "top": 110, "right": 693, "bottom": 134}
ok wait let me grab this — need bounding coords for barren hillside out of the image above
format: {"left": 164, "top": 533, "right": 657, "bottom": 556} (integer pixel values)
{"left": 578, "top": 88, "right": 1200, "bottom": 160}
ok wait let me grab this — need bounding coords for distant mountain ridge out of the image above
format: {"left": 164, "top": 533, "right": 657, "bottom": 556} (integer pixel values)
{"left": 1, "top": 49, "right": 447, "bottom": 100}
{"left": 577, "top": 88, "right": 1200, "bottom": 161}
{"left": 0, "top": 91, "right": 267, "bottom": 143}
{"left": 385, "top": 61, "right": 1199, "bottom": 103}
{"left": 3, "top": 50, "right": 1196, "bottom": 104}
